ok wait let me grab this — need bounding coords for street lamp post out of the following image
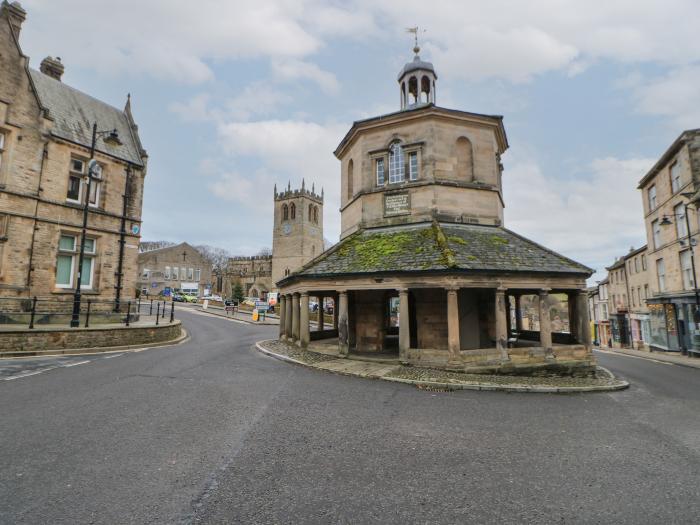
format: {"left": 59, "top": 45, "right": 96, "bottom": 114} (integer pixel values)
{"left": 69, "top": 123, "right": 121, "bottom": 328}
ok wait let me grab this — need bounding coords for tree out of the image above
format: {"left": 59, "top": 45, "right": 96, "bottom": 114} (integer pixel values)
{"left": 257, "top": 247, "right": 272, "bottom": 257}
{"left": 195, "top": 244, "right": 232, "bottom": 272}
{"left": 139, "top": 240, "right": 176, "bottom": 253}
{"left": 231, "top": 281, "right": 245, "bottom": 304}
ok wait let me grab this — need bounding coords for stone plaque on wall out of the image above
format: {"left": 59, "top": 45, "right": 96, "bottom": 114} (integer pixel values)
{"left": 384, "top": 192, "right": 410, "bottom": 217}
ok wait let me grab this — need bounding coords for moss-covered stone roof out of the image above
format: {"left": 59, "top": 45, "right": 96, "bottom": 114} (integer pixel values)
{"left": 282, "top": 222, "right": 592, "bottom": 283}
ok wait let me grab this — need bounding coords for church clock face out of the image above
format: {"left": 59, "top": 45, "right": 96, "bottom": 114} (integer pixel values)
{"left": 282, "top": 223, "right": 291, "bottom": 235}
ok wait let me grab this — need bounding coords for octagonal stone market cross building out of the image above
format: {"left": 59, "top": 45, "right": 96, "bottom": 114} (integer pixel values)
{"left": 276, "top": 48, "right": 594, "bottom": 374}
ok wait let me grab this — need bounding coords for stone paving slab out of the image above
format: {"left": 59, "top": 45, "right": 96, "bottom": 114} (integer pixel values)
{"left": 257, "top": 339, "right": 629, "bottom": 393}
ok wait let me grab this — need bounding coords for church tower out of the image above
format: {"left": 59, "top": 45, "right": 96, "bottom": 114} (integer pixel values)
{"left": 271, "top": 180, "right": 324, "bottom": 287}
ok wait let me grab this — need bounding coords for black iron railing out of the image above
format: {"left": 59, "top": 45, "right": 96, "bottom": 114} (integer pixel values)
{"left": 0, "top": 296, "right": 176, "bottom": 329}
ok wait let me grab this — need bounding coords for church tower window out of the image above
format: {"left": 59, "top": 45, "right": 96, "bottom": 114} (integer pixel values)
{"left": 389, "top": 142, "right": 405, "bottom": 184}
{"left": 290, "top": 202, "right": 296, "bottom": 220}
{"left": 282, "top": 204, "right": 288, "bottom": 220}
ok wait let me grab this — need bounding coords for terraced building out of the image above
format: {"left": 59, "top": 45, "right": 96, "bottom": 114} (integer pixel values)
{"left": 276, "top": 47, "right": 594, "bottom": 374}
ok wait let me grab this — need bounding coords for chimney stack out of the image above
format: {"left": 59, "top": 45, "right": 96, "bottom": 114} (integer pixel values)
{"left": 40, "top": 56, "right": 65, "bottom": 81}
{"left": 1, "top": 1, "right": 26, "bottom": 38}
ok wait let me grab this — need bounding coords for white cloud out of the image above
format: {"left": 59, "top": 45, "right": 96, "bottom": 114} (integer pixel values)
{"left": 271, "top": 60, "right": 340, "bottom": 94}
{"left": 632, "top": 65, "right": 700, "bottom": 130}
{"left": 169, "top": 93, "right": 220, "bottom": 122}
{"left": 21, "top": 0, "right": 322, "bottom": 83}
{"left": 21, "top": 0, "right": 700, "bottom": 87}
{"left": 503, "top": 149, "right": 655, "bottom": 282}
{"left": 213, "top": 119, "right": 347, "bottom": 239}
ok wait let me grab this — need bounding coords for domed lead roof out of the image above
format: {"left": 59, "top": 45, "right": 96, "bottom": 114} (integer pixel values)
{"left": 398, "top": 54, "right": 437, "bottom": 81}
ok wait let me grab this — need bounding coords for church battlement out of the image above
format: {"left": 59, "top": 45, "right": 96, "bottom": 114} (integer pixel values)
{"left": 229, "top": 255, "right": 272, "bottom": 262}
{"left": 274, "top": 179, "right": 323, "bottom": 204}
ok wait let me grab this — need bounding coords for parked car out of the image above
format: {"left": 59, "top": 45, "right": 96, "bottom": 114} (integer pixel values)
{"left": 172, "top": 293, "right": 185, "bottom": 302}
{"left": 182, "top": 294, "right": 198, "bottom": 303}
{"left": 207, "top": 294, "right": 223, "bottom": 302}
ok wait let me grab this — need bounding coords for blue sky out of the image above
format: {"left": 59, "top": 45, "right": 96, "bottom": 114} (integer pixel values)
{"left": 18, "top": 1, "right": 700, "bottom": 281}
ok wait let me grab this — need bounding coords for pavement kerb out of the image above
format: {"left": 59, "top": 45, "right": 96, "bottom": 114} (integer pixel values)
{"left": 255, "top": 340, "right": 630, "bottom": 393}
{"left": 595, "top": 347, "right": 700, "bottom": 370}
{"left": 0, "top": 327, "right": 190, "bottom": 360}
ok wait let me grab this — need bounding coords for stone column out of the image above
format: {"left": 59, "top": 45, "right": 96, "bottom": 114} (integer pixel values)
{"left": 446, "top": 288, "right": 461, "bottom": 366}
{"left": 567, "top": 291, "right": 578, "bottom": 343}
{"left": 505, "top": 294, "right": 512, "bottom": 338}
{"left": 284, "top": 294, "right": 292, "bottom": 339}
{"left": 316, "top": 295, "right": 324, "bottom": 331}
{"left": 398, "top": 289, "right": 410, "bottom": 364}
{"left": 577, "top": 290, "right": 592, "bottom": 350}
{"left": 300, "top": 292, "right": 310, "bottom": 348}
{"left": 291, "top": 293, "right": 300, "bottom": 341}
{"left": 333, "top": 296, "right": 339, "bottom": 329}
{"left": 338, "top": 291, "right": 349, "bottom": 357}
{"left": 495, "top": 288, "right": 509, "bottom": 362}
{"left": 278, "top": 295, "right": 286, "bottom": 339}
{"left": 514, "top": 294, "right": 523, "bottom": 332}
{"left": 539, "top": 289, "right": 553, "bottom": 358}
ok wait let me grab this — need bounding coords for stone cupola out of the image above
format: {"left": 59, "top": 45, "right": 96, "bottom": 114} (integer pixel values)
{"left": 398, "top": 42, "right": 437, "bottom": 109}
{"left": 39, "top": 56, "right": 64, "bottom": 81}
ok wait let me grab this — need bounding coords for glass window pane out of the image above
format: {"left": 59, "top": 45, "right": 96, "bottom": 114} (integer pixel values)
{"left": 71, "top": 159, "right": 84, "bottom": 173}
{"left": 376, "top": 158, "right": 385, "bottom": 185}
{"left": 409, "top": 151, "right": 418, "bottom": 180}
{"left": 389, "top": 143, "right": 404, "bottom": 183}
{"left": 80, "top": 257, "right": 93, "bottom": 288}
{"left": 83, "top": 238, "right": 95, "bottom": 253}
{"left": 67, "top": 175, "right": 81, "bottom": 201}
{"left": 56, "top": 255, "right": 73, "bottom": 286}
{"left": 59, "top": 235, "right": 75, "bottom": 251}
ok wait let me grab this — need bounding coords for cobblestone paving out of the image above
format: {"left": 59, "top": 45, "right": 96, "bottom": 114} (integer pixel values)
{"left": 259, "top": 340, "right": 626, "bottom": 389}
{"left": 385, "top": 365, "right": 621, "bottom": 388}
{"left": 265, "top": 340, "right": 338, "bottom": 365}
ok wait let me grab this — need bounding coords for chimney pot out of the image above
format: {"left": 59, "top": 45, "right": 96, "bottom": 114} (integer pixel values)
{"left": 40, "top": 56, "right": 65, "bottom": 81}
{"left": 2, "top": 1, "right": 26, "bottom": 38}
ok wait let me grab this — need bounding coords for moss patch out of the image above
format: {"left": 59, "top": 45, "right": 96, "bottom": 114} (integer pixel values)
{"left": 338, "top": 231, "right": 418, "bottom": 271}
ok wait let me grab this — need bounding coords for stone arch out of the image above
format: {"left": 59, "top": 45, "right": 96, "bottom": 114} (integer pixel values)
{"left": 347, "top": 159, "right": 354, "bottom": 200}
{"left": 308, "top": 203, "right": 313, "bottom": 221}
{"left": 408, "top": 76, "right": 418, "bottom": 105}
{"left": 456, "top": 136, "right": 474, "bottom": 182}
{"left": 282, "top": 203, "right": 288, "bottom": 220}
{"left": 290, "top": 202, "right": 296, "bottom": 220}
{"left": 421, "top": 75, "right": 431, "bottom": 103}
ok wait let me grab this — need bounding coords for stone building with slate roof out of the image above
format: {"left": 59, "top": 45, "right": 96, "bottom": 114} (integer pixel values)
{"left": 0, "top": 2, "right": 147, "bottom": 311}
{"left": 276, "top": 46, "right": 594, "bottom": 374}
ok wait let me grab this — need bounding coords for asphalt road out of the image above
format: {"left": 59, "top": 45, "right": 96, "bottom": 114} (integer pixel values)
{"left": 2, "top": 309, "right": 700, "bottom": 524}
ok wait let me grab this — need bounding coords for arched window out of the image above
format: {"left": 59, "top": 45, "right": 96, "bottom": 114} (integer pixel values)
{"left": 313, "top": 206, "right": 318, "bottom": 224}
{"left": 308, "top": 204, "right": 313, "bottom": 221}
{"left": 456, "top": 137, "right": 474, "bottom": 181}
{"left": 290, "top": 202, "right": 296, "bottom": 220}
{"left": 347, "top": 159, "right": 354, "bottom": 199}
{"left": 389, "top": 142, "right": 405, "bottom": 183}
{"left": 282, "top": 204, "right": 288, "bottom": 220}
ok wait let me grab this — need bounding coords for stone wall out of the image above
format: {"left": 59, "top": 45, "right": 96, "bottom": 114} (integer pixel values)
{"left": 0, "top": 321, "right": 182, "bottom": 354}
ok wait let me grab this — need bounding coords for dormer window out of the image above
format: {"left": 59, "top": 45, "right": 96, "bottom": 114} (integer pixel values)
{"left": 389, "top": 142, "right": 404, "bottom": 183}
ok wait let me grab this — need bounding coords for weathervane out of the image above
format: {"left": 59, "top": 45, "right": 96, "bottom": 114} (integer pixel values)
{"left": 406, "top": 26, "right": 425, "bottom": 55}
